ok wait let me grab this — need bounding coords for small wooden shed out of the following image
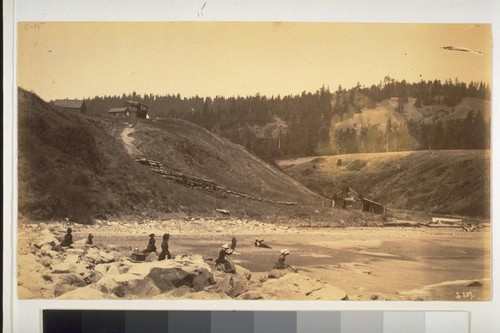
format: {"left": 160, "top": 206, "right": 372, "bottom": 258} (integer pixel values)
{"left": 108, "top": 107, "right": 132, "bottom": 117}
{"left": 361, "top": 198, "right": 386, "bottom": 215}
{"left": 336, "top": 186, "right": 386, "bottom": 214}
{"left": 336, "top": 187, "right": 362, "bottom": 210}
{"left": 53, "top": 99, "right": 87, "bottom": 114}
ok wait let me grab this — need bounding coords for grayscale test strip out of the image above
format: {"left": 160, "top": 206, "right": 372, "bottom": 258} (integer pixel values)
{"left": 43, "top": 310, "right": 469, "bottom": 333}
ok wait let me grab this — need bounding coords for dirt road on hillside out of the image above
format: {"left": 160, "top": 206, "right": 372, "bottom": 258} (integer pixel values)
{"left": 121, "top": 124, "right": 141, "bottom": 156}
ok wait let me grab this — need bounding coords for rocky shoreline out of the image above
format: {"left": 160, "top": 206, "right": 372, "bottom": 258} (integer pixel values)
{"left": 17, "top": 219, "right": 347, "bottom": 300}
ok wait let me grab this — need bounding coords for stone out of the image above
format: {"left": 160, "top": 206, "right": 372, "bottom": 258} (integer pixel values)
{"left": 99, "top": 251, "right": 117, "bottom": 263}
{"left": 95, "top": 274, "right": 161, "bottom": 298}
{"left": 268, "top": 269, "right": 289, "bottom": 279}
{"left": 52, "top": 263, "right": 74, "bottom": 274}
{"left": 34, "top": 233, "right": 58, "bottom": 249}
{"left": 147, "top": 267, "right": 212, "bottom": 292}
{"left": 106, "top": 265, "right": 120, "bottom": 276}
{"left": 238, "top": 291, "right": 263, "bottom": 300}
{"left": 66, "top": 248, "right": 85, "bottom": 255}
{"left": 468, "top": 281, "right": 483, "bottom": 287}
{"left": 85, "top": 248, "right": 101, "bottom": 263}
{"left": 145, "top": 252, "right": 158, "bottom": 262}
{"left": 54, "top": 273, "right": 87, "bottom": 297}
{"left": 56, "top": 286, "right": 116, "bottom": 300}
{"left": 94, "top": 264, "right": 109, "bottom": 275}
{"left": 209, "top": 273, "right": 249, "bottom": 298}
{"left": 260, "top": 273, "right": 346, "bottom": 300}
{"left": 91, "top": 271, "right": 104, "bottom": 283}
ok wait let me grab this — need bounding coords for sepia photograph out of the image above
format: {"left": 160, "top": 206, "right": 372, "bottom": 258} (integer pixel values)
{"left": 16, "top": 21, "right": 491, "bottom": 302}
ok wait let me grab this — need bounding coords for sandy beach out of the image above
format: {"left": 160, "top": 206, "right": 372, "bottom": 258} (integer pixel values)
{"left": 18, "top": 218, "right": 490, "bottom": 301}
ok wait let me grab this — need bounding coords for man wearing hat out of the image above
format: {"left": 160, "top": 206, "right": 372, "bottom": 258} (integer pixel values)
{"left": 142, "top": 233, "right": 157, "bottom": 254}
{"left": 216, "top": 244, "right": 236, "bottom": 273}
{"left": 158, "top": 233, "right": 172, "bottom": 260}
{"left": 274, "top": 249, "right": 298, "bottom": 272}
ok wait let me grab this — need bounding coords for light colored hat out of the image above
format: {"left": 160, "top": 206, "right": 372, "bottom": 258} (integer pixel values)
{"left": 222, "top": 244, "right": 230, "bottom": 249}
{"left": 281, "top": 249, "right": 290, "bottom": 255}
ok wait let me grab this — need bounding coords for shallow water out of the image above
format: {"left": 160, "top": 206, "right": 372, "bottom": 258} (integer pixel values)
{"left": 89, "top": 227, "right": 490, "bottom": 301}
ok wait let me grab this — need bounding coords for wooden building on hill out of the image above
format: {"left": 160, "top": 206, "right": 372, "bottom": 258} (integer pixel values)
{"left": 108, "top": 107, "right": 133, "bottom": 117}
{"left": 336, "top": 187, "right": 362, "bottom": 210}
{"left": 336, "top": 186, "right": 386, "bottom": 214}
{"left": 361, "top": 198, "right": 386, "bottom": 215}
{"left": 108, "top": 101, "right": 149, "bottom": 119}
{"left": 53, "top": 99, "right": 87, "bottom": 114}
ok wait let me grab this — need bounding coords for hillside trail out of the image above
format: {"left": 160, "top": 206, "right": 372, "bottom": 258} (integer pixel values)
{"left": 121, "top": 124, "right": 141, "bottom": 156}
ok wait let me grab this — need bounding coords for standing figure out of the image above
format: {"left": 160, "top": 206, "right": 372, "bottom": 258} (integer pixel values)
{"left": 158, "top": 233, "right": 172, "bottom": 260}
{"left": 85, "top": 233, "right": 94, "bottom": 245}
{"left": 255, "top": 238, "right": 272, "bottom": 248}
{"left": 142, "top": 233, "right": 157, "bottom": 254}
{"left": 60, "top": 228, "right": 73, "bottom": 247}
{"left": 230, "top": 236, "right": 237, "bottom": 251}
{"left": 215, "top": 244, "right": 236, "bottom": 273}
{"left": 274, "top": 249, "right": 298, "bottom": 272}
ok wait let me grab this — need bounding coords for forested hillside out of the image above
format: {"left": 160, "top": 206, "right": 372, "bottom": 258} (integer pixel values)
{"left": 83, "top": 77, "right": 491, "bottom": 160}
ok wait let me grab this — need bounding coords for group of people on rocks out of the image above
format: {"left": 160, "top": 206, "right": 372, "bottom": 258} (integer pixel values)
{"left": 56, "top": 228, "right": 296, "bottom": 274}
{"left": 55, "top": 228, "right": 93, "bottom": 250}
{"left": 141, "top": 233, "right": 171, "bottom": 261}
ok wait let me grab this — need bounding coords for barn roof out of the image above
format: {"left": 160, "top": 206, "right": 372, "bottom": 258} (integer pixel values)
{"left": 361, "top": 198, "right": 384, "bottom": 206}
{"left": 108, "top": 107, "right": 130, "bottom": 113}
{"left": 54, "top": 99, "right": 85, "bottom": 109}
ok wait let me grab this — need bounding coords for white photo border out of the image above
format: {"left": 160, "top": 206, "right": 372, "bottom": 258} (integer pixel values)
{"left": 4, "top": 0, "right": 500, "bottom": 332}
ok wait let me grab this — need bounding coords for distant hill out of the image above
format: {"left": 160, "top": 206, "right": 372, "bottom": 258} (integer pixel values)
{"left": 334, "top": 97, "right": 490, "bottom": 132}
{"left": 84, "top": 79, "right": 491, "bottom": 159}
{"left": 17, "top": 89, "right": 327, "bottom": 224}
{"left": 276, "top": 150, "right": 490, "bottom": 218}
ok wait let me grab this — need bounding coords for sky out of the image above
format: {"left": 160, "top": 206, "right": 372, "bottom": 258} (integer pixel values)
{"left": 18, "top": 22, "right": 492, "bottom": 101}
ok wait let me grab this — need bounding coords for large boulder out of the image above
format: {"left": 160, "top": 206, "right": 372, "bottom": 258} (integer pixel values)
{"left": 268, "top": 269, "right": 289, "bottom": 279}
{"left": 259, "top": 273, "right": 347, "bottom": 300}
{"left": 208, "top": 271, "right": 250, "bottom": 298}
{"left": 54, "top": 273, "right": 87, "bottom": 297}
{"left": 56, "top": 285, "right": 116, "bottom": 300}
{"left": 147, "top": 267, "right": 213, "bottom": 292}
{"left": 94, "top": 263, "right": 110, "bottom": 275}
{"left": 95, "top": 274, "right": 161, "bottom": 298}
{"left": 84, "top": 247, "right": 102, "bottom": 263}
{"left": 17, "top": 253, "right": 56, "bottom": 299}
{"left": 99, "top": 250, "right": 119, "bottom": 263}
{"left": 33, "top": 231, "right": 58, "bottom": 249}
{"left": 92, "top": 255, "right": 215, "bottom": 298}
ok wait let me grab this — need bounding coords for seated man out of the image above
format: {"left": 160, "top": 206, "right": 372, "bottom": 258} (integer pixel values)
{"left": 215, "top": 244, "right": 236, "bottom": 273}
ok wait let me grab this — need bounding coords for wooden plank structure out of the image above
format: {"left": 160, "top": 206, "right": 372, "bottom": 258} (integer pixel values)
{"left": 53, "top": 99, "right": 87, "bottom": 114}
{"left": 361, "top": 198, "right": 386, "bottom": 215}
{"left": 336, "top": 186, "right": 386, "bottom": 214}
